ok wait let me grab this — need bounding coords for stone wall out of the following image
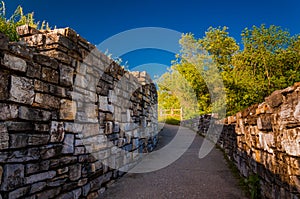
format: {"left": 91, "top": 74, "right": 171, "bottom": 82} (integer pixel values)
{"left": 197, "top": 83, "right": 300, "bottom": 198}
{"left": 0, "top": 25, "right": 158, "bottom": 198}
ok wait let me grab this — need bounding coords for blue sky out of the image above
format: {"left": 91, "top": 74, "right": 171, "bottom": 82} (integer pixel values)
{"left": 4, "top": 0, "right": 300, "bottom": 78}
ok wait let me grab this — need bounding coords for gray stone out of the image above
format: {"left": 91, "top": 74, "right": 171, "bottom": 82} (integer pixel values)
{"left": 59, "top": 64, "right": 74, "bottom": 86}
{"left": 8, "top": 186, "right": 30, "bottom": 199}
{"left": 69, "top": 164, "right": 81, "bottom": 181}
{"left": 1, "top": 164, "right": 25, "bottom": 191}
{"left": 26, "top": 170, "right": 56, "bottom": 184}
{"left": 26, "top": 163, "right": 39, "bottom": 175}
{"left": 35, "top": 187, "right": 61, "bottom": 199}
{"left": 26, "top": 63, "right": 41, "bottom": 78}
{"left": 33, "top": 54, "right": 59, "bottom": 69}
{"left": 2, "top": 54, "right": 27, "bottom": 72}
{"left": 9, "top": 76, "right": 34, "bottom": 104}
{"left": 0, "top": 71, "right": 9, "bottom": 100}
{"left": 62, "top": 134, "right": 74, "bottom": 154}
{"left": 40, "top": 145, "right": 62, "bottom": 160}
{"left": 0, "top": 124, "right": 9, "bottom": 150}
{"left": 6, "top": 122, "right": 33, "bottom": 132}
{"left": 0, "top": 104, "right": 18, "bottom": 120}
{"left": 41, "top": 67, "right": 59, "bottom": 84}
{"left": 6, "top": 148, "right": 40, "bottom": 162}
{"left": 9, "top": 134, "right": 28, "bottom": 148}
{"left": 57, "top": 188, "right": 81, "bottom": 199}
{"left": 18, "top": 106, "right": 51, "bottom": 121}
{"left": 99, "top": 96, "right": 109, "bottom": 112}
{"left": 34, "top": 123, "right": 50, "bottom": 132}
{"left": 30, "top": 182, "right": 46, "bottom": 194}
{"left": 28, "top": 134, "right": 50, "bottom": 146}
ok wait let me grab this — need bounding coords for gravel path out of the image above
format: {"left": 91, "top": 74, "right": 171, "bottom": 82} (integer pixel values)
{"left": 102, "top": 124, "right": 248, "bottom": 199}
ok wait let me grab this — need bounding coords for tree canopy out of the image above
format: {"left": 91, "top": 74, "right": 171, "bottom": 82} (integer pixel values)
{"left": 158, "top": 25, "right": 300, "bottom": 118}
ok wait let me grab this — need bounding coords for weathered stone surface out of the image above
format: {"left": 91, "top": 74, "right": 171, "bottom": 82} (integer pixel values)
{"left": 59, "top": 64, "right": 74, "bottom": 86}
{"left": 62, "top": 134, "right": 74, "bottom": 154}
{"left": 16, "top": 25, "right": 41, "bottom": 36}
{"left": 0, "top": 123, "right": 9, "bottom": 150}
{"left": 30, "top": 182, "right": 46, "bottom": 194}
{"left": 69, "top": 164, "right": 81, "bottom": 181}
{"left": 33, "top": 93, "right": 60, "bottom": 109}
{"left": 40, "top": 145, "right": 62, "bottom": 160}
{"left": 9, "top": 134, "right": 28, "bottom": 148}
{"left": 1, "top": 164, "right": 25, "bottom": 191}
{"left": 2, "top": 54, "right": 27, "bottom": 72}
{"left": 26, "top": 63, "right": 41, "bottom": 78}
{"left": 42, "top": 67, "right": 59, "bottom": 84}
{"left": 0, "top": 71, "right": 9, "bottom": 100}
{"left": 28, "top": 134, "right": 50, "bottom": 146}
{"left": 26, "top": 170, "right": 56, "bottom": 184}
{"left": 60, "top": 99, "right": 77, "bottom": 120}
{"left": 33, "top": 54, "right": 59, "bottom": 69}
{"left": 50, "top": 121, "right": 65, "bottom": 142}
{"left": 257, "top": 115, "right": 272, "bottom": 131}
{"left": 294, "top": 102, "right": 300, "bottom": 121}
{"left": 9, "top": 76, "right": 34, "bottom": 104}
{"left": 19, "top": 106, "right": 51, "bottom": 121}
{"left": 6, "top": 121, "right": 33, "bottom": 131}
{"left": 0, "top": 26, "right": 158, "bottom": 198}
{"left": 8, "top": 186, "right": 30, "bottom": 199}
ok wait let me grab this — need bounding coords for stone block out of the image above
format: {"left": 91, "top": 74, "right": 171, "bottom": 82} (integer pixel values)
{"left": 59, "top": 64, "right": 74, "bottom": 86}
{"left": 40, "top": 145, "right": 62, "bottom": 160}
{"left": 1, "top": 54, "right": 27, "bottom": 72}
{"left": 50, "top": 121, "right": 65, "bottom": 142}
{"left": 8, "top": 186, "right": 29, "bottom": 199}
{"left": 33, "top": 93, "right": 60, "bottom": 109}
{"left": 18, "top": 106, "right": 51, "bottom": 121}
{"left": 26, "top": 170, "right": 56, "bottom": 184}
{"left": 60, "top": 99, "right": 77, "bottom": 120}
{"left": 42, "top": 67, "right": 59, "bottom": 84}
{"left": 6, "top": 121, "right": 33, "bottom": 131}
{"left": 9, "top": 134, "right": 28, "bottom": 148}
{"left": 28, "top": 134, "right": 50, "bottom": 146}
{"left": 62, "top": 134, "right": 74, "bottom": 154}
{"left": 9, "top": 76, "right": 34, "bottom": 104}
{"left": 99, "top": 96, "right": 109, "bottom": 112}
{"left": 0, "top": 124, "right": 8, "bottom": 150}
{"left": 34, "top": 80, "right": 49, "bottom": 93}
{"left": 257, "top": 115, "right": 272, "bottom": 131}
{"left": 1, "top": 164, "right": 25, "bottom": 191}
{"left": 30, "top": 182, "right": 46, "bottom": 194}
{"left": 0, "top": 71, "right": 9, "bottom": 100}
{"left": 41, "top": 50, "right": 72, "bottom": 64}
{"left": 294, "top": 101, "right": 300, "bottom": 121}
{"left": 16, "top": 25, "right": 41, "bottom": 36}
{"left": 69, "top": 164, "right": 81, "bottom": 181}
{"left": 33, "top": 54, "right": 59, "bottom": 69}
{"left": 26, "top": 63, "right": 41, "bottom": 78}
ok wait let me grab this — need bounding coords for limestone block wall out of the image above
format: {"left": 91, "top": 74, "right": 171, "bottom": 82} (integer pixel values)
{"left": 0, "top": 25, "right": 158, "bottom": 198}
{"left": 198, "top": 83, "right": 300, "bottom": 198}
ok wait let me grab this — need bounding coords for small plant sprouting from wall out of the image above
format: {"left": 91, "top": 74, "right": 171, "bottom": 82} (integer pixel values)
{"left": 245, "top": 174, "right": 261, "bottom": 199}
{"left": 0, "top": 1, "right": 51, "bottom": 41}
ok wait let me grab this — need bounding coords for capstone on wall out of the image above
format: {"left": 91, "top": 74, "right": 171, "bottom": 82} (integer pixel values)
{"left": 0, "top": 25, "right": 158, "bottom": 199}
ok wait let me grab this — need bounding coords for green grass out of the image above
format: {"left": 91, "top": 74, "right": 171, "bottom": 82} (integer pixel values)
{"left": 158, "top": 116, "right": 181, "bottom": 125}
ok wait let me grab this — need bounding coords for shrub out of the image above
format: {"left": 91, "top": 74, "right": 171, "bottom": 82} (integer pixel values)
{"left": 0, "top": 1, "right": 50, "bottom": 41}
